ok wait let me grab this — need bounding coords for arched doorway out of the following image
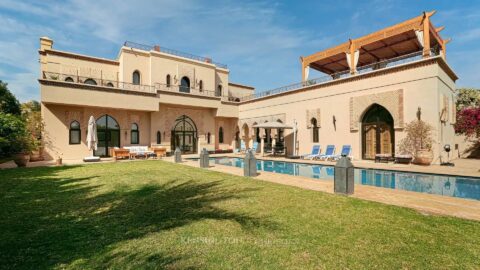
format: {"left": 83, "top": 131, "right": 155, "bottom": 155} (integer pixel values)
{"left": 95, "top": 115, "right": 120, "bottom": 157}
{"left": 171, "top": 115, "right": 197, "bottom": 154}
{"left": 362, "top": 104, "right": 394, "bottom": 160}
{"left": 180, "top": 76, "right": 190, "bottom": 93}
{"left": 242, "top": 123, "right": 249, "bottom": 148}
{"left": 235, "top": 126, "right": 240, "bottom": 149}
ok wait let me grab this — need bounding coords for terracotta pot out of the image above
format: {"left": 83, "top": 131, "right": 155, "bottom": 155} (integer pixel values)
{"left": 13, "top": 153, "right": 30, "bottom": 167}
{"left": 56, "top": 158, "right": 63, "bottom": 166}
{"left": 414, "top": 149, "right": 433, "bottom": 165}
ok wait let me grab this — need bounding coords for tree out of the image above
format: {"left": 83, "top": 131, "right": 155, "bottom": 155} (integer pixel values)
{"left": 398, "top": 119, "right": 434, "bottom": 156}
{"left": 456, "top": 88, "right": 480, "bottom": 110}
{"left": 0, "top": 113, "right": 32, "bottom": 157}
{"left": 0, "top": 80, "right": 21, "bottom": 115}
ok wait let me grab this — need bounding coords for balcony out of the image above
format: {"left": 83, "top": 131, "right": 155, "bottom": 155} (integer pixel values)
{"left": 124, "top": 41, "right": 228, "bottom": 69}
{"left": 40, "top": 71, "right": 242, "bottom": 103}
{"left": 240, "top": 50, "right": 439, "bottom": 102}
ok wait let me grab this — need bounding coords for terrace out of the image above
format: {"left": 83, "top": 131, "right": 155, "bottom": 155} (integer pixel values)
{"left": 41, "top": 71, "right": 243, "bottom": 102}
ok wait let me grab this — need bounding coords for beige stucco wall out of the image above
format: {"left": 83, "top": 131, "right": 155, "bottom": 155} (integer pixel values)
{"left": 42, "top": 104, "right": 151, "bottom": 160}
{"left": 237, "top": 59, "right": 458, "bottom": 163}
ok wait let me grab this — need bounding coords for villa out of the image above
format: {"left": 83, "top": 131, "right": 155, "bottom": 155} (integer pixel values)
{"left": 39, "top": 11, "right": 459, "bottom": 163}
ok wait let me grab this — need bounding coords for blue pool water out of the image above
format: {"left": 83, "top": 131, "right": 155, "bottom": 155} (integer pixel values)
{"left": 199, "top": 157, "right": 480, "bottom": 201}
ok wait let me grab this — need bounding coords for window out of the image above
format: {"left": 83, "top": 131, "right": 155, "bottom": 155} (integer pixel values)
{"left": 166, "top": 74, "right": 171, "bottom": 87}
{"left": 65, "top": 77, "right": 74, "bottom": 82}
{"left": 311, "top": 118, "right": 319, "bottom": 143}
{"left": 131, "top": 123, "right": 139, "bottom": 144}
{"left": 216, "top": 85, "right": 222, "bottom": 97}
{"left": 199, "top": 80, "right": 203, "bottom": 91}
{"left": 84, "top": 78, "right": 97, "bottom": 85}
{"left": 180, "top": 76, "right": 190, "bottom": 93}
{"left": 218, "top": 127, "right": 224, "bottom": 143}
{"left": 156, "top": 131, "right": 161, "bottom": 144}
{"left": 69, "top": 121, "right": 81, "bottom": 144}
{"left": 207, "top": 132, "right": 211, "bottom": 144}
{"left": 132, "top": 71, "right": 140, "bottom": 85}
{"left": 106, "top": 82, "right": 114, "bottom": 87}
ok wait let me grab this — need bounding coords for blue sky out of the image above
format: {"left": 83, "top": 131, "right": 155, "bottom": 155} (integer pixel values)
{"left": 1, "top": 0, "right": 479, "bottom": 101}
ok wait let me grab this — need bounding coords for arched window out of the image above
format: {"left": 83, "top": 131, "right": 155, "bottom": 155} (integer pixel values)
{"left": 84, "top": 78, "right": 97, "bottom": 85}
{"left": 132, "top": 70, "right": 140, "bottom": 85}
{"left": 311, "top": 118, "right": 319, "bottom": 143}
{"left": 156, "top": 131, "right": 161, "bottom": 144}
{"left": 69, "top": 121, "right": 81, "bottom": 144}
{"left": 131, "top": 123, "right": 139, "bottom": 144}
{"left": 106, "top": 82, "right": 114, "bottom": 87}
{"left": 207, "top": 132, "right": 211, "bottom": 144}
{"left": 65, "top": 77, "right": 74, "bottom": 83}
{"left": 216, "top": 85, "right": 222, "bottom": 97}
{"left": 166, "top": 74, "right": 171, "bottom": 87}
{"left": 218, "top": 127, "right": 224, "bottom": 143}
{"left": 199, "top": 80, "right": 203, "bottom": 91}
{"left": 180, "top": 76, "right": 190, "bottom": 93}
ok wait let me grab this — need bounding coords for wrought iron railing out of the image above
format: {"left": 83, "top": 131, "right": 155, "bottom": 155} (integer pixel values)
{"left": 42, "top": 71, "right": 157, "bottom": 94}
{"left": 124, "top": 41, "right": 228, "bottom": 69}
{"left": 240, "top": 50, "right": 439, "bottom": 101}
{"left": 42, "top": 71, "right": 242, "bottom": 101}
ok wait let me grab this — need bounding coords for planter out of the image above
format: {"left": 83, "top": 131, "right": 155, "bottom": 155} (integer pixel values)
{"left": 414, "top": 149, "right": 433, "bottom": 165}
{"left": 56, "top": 158, "right": 63, "bottom": 166}
{"left": 13, "top": 153, "right": 30, "bottom": 167}
{"left": 30, "top": 148, "right": 44, "bottom": 162}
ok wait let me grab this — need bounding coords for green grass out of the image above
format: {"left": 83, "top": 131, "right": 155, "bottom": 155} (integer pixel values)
{"left": 0, "top": 161, "right": 479, "bottom": 269}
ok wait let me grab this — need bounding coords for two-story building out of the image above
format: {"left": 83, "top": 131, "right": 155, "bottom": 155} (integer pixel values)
{"left": 39, "top": 11, "right": 459, "bottom": 164}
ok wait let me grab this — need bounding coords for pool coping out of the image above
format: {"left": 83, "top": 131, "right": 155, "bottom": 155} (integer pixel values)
{"left": 187, "top": 156, "right": 480, "bottom": 180}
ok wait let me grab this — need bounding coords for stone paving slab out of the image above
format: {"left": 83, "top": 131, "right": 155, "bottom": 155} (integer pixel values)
{"left": 174, "top": 157, "right": 480, "bottom": 222}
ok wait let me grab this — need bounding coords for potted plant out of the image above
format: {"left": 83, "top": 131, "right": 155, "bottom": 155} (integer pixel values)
{"left": 398, "top": 119, "right": 434, "bottom": 165}
{"left": 12, "top": 133, "right": 33, "bottom": 167}
{"left": 56, "top": 155, "right": 63, "bottom": 166}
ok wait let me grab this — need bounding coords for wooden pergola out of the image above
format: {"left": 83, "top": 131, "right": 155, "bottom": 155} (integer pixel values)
{"left": 300, "top": 11, "right": 450, "bottom": 80}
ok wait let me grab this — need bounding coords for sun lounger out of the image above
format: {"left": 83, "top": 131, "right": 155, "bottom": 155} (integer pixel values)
{"left": 301, "top": 145, "right": 320, "bottom": 159}
{"left": 314, "top": 145, "right": 335, "bottom": 160}
{"left": 331, "top": 145, "right": 352, "bottom": 161}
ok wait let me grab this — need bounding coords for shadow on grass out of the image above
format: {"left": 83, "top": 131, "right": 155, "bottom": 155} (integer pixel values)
{"left": 0, "top": 165, "right": 270, "bottom": 269}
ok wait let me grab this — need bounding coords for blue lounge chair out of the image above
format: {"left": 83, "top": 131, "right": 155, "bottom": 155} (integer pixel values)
{"left": 301, "top": 145, "right": 320, "bottom": 159}
{"left": 250, "top": 142, "right": 259, "bottom": 153}
{"left": 315, "top": 145, "right": 335, "bottom": 160}
{"left": 240, "top": 140, "right": 247, "bottom": 153}
{"left": 332, "top": 145, "right": 352, "bottom": 161}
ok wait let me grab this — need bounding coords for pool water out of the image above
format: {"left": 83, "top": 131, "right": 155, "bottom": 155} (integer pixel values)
{"left": 199, "top": 157, "right": 480, "bottom": 201}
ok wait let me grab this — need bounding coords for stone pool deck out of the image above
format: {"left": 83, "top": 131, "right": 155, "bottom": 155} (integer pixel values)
{"left": 168, "top": 155, "right": 480, "bottom": 222}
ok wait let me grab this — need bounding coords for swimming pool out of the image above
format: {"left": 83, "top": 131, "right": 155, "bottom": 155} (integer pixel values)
{"left": 195, "top": 157, "right": 480, "bottom": 201}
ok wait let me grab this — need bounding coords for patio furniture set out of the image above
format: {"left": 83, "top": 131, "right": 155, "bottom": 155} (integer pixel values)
{"left": 110, "top": 146, "right": 167, "bottom": 160}
{"left": 301, "top": 145, "right": 352, "bottom": 161}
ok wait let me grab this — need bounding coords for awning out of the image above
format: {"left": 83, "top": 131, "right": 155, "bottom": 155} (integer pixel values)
{"left": 253, "top": 121, "right": 293, "bottom": 129}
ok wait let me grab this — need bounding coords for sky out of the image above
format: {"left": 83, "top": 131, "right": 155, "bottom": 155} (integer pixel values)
{"left": 1, "top": 0, "right": 480, "bottom": 102}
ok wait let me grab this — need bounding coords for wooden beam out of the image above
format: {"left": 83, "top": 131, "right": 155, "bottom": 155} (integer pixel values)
{"left": 422, "top": 11, "right": 431, "bottom": 57}
{"left": 436, "top": 26, "right": 445, "bottom": 32}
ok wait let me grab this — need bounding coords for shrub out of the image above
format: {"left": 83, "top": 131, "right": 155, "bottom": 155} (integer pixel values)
{"left": 398, "top": 120, "right": 434, "bottom": 156}
{"left": 0, "top": 113, "right": 33, "bottom": 157}
{"left": 455, "top": 107, "right": 480, "bottom": 139}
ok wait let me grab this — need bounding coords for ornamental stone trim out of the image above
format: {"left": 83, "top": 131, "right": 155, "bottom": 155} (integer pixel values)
{"left": 350, "top": 89, "right": 404, "bottom": 131}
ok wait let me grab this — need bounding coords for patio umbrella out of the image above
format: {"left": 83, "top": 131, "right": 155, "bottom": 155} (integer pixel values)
{"left": 86, "top": 116, "right": 97, "bottom": 154}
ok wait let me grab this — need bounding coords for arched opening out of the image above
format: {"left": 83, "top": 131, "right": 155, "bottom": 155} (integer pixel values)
{"left": 156, "top": 131, "right": 162, "bottom": 144}
{"left": 65, "top": 77, "right": 74, "bottom": 83}
{"left": 218, "top": 126, "right": 224, "bottom": 143}
{"left": 166, "top": 74, "right": 171, "bottom": 87}
{"left": 69, "top": 120, "right": 81, "bottom": 144}
{"left": 235, "top": 128, "right": 240, "bottom": 149}
{"left": 95, "top": 115, "right": 120, "bottom": 157}
{"left": 311, "top": 118, "right": 319, "bottom": 143}
{"left": 216, "top": 85, "right": 222, "bottom": 97}
{"left": 84, "top": 78, "right": 97, "bottom": 85}
{"left": 242, "top": 123, "right": 249, "bottom": 148}
{"left": 199, "top": 80, "right": 203, "bottom": 91}
{"left": 106, "top": 82, "right": 114, "bottom": 87}
{"left": 171, "top": 115, "right": 197, "bottom": 153}
{"left": 362, "top": 104, "right": 394, "bottom": 160}
{"left": 180, "top": 76, "right": 190, "bottom": 93}
{"left": 132, "top": 70, "right": 141, "bottom": 85}
{"left": 131, "top": 123, "right": 139, "bottom": 144}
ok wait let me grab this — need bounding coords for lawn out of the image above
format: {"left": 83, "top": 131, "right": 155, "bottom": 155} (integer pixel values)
{"left": 0, "top": 161, "right": 479, "bottom": 269}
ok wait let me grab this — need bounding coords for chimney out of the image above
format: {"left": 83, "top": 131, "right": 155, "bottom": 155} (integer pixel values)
{"left": 153, "top": 45, "right": 160, "bottom": 52}
{"left": 40, "top": 36, "right": 53, "bottom": 51}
